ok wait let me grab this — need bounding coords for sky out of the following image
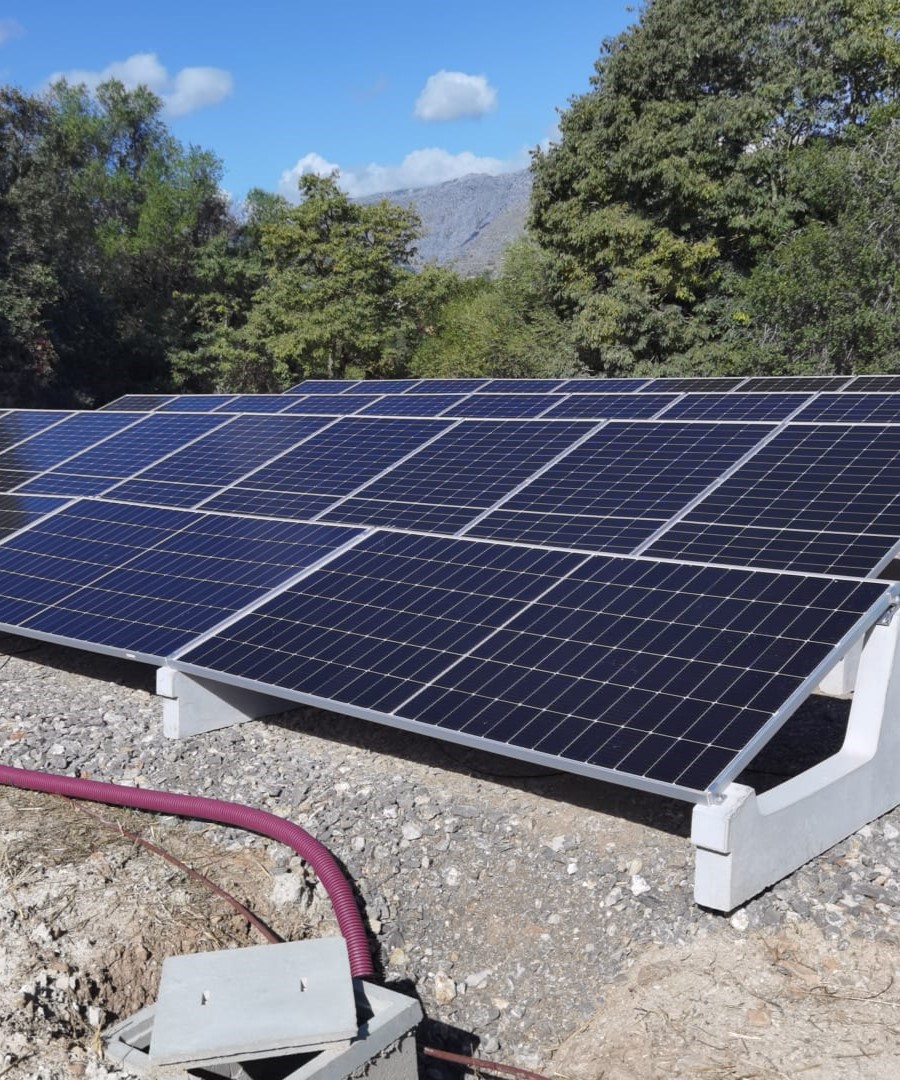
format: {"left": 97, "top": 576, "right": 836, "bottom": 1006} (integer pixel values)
{"left": 0, "top": 1, "right": 636, "bottom": 202}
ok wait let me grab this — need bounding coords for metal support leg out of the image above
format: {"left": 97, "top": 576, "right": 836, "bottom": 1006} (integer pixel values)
{"left": 692, "top": 615, "right": 900, "bottom": 911}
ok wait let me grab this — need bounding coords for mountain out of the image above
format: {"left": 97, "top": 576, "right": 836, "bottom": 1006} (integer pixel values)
{"left": 360, "top": 169, "right": 531, "bottom": 277}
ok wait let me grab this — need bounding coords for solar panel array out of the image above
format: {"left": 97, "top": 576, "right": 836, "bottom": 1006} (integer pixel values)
{"left": 3, "top": 373, "right": 900, "bottom": 801}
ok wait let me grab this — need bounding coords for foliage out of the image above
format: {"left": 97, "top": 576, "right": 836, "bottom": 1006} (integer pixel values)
{"left": 530, "top": 0, "right": 900, "bottom": 375}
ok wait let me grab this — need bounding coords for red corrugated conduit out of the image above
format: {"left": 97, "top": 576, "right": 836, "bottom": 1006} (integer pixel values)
{"left": 0, "top": 763, "right": 374, "bottom": 978}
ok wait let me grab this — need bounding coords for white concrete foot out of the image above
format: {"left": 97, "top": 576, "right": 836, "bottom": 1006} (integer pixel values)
{"left": 692, "top": 613, "right": 900, "bottom": 911}
{"left": 156, "top": 668, "right": 292, "bottom": 739}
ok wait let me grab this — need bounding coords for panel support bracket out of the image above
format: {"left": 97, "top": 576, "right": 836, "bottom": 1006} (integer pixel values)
{"left": 692, "top": 613, "right": 900, "bottom": 911}
{"left": 156, "top": 668, "right": 290, "bottom": 739}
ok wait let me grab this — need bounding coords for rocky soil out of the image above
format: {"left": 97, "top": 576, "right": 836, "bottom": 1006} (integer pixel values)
{"left": 1, "top": 634, "right": 900, "bottom": 1078}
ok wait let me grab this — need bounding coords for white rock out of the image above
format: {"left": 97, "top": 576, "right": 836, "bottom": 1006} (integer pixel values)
{"left": 434, "top": 972, "right": 457, "bottom": 1004}
{"left": 401, "top": 822, "right": 423, "bottom": 841}
{"left": 271, "top": 874, "right": 306, "bottom": 907}
{"left": 630, "top": 875, "right": 651, "bottom": 896}
{"left": 730, "top": 909, "right": 750, "bottom": 932}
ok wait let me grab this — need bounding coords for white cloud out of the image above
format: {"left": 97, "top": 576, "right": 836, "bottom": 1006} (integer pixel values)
{"left": 279, "top": 146, "right": 525, "bottom": 200}
{"left": 414, "top": 70, "right": 497, "bottom": 122}
{"left": 0, "top": 18, "right": 23, "bottom": 46}
{"left": 46, "top": 52, "right": 233, "bottom": 117}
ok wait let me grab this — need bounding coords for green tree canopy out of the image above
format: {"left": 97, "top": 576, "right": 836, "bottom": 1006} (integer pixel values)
{"left": 530, "top": 0, "right": 900, "bottom": 375}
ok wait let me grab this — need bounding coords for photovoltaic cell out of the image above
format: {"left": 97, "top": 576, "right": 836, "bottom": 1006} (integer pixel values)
{"left": 644, "top": 520, "right": 897, "bottom": 578}
{"left": 539, "top": 393, "right": 676, "bottom": 420}
{"left": 465, "top": 508, "right": 656, "bottom": 553}
{"left": 280, "top": 394, "right": 380, "bottom": 415}
{"left": 201, "top": 416, "right": 450, "bottom": 521}
{"left": 559, "top": 379, "right": 650, "bottom": 393}
{"left": 15, "top": 413, "right": 229, "bottom": 497}
{"left": 844, "top": 375, "right": 900, "bottom": 392}
{"left": 793, "top": 393, "right": 900, "bottom": 424}
{"left": 178, "top": 531, "right": 890, "bottom": 798}
{"left": 661, "top": 392, "right": 810, "bottom": 422}
{"left": 284, "top": 380, "right": 358, "bottom": 394}
{"left": 0, "top": 412, "right": 73, "bottom": 451}
{"left": 212, "top": 395, "right": 297, "bottom": 413}
{"left": 737, "top": 376, "right": 852, "bottom": 393}
{"left": 465, "top": 421, "right": 772, "bottom": 552}
{"left": 320, "top": 419, "right": 592, "bottom": 533}
{"left": 343, "top": 379, "right": 423, "bottom": 394}
{"left": 0, "top": 498, "right": 362, "bottom": 656}
{"left": 641, "top": 378, "right": 745, "bottom": 392}
{"left": 645, "top": 423, "right": 900, "bottom": 574}
{"left": 480, "top": 379, "right": 570, "bottom": 394}
{"left": 99, "top": 395, "right": 174, "bottom": 411}
{"left": 0, "top": 494, "right": 71, "bottom": 540}
{"left": 355, "top": 394, "right": 466, "bottom": 418}
{"left": 0, "top": 412, "right": 139, "bottom": 492}
{"left": 104, "top": 415, "right": 332, "bottom": 508}
{"left": 157, "top": 395, "right": 238, "bottom": 412}
{"left": 404, "top": 379, "right": 492, "bottom": 394}
{"left": 439, "top": 394, "right": 557, "bottom": 419}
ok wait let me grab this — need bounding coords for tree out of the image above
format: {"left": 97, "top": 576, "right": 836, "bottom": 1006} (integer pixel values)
{"left": 221, "top": 173, "right": 424, "bottom": 389}
{"left": 530, "top": 0, "right": 900, "bottom": 375}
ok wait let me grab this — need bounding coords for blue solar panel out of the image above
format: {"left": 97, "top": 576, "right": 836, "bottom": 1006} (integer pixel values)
{"left": 280, "top": 394, "right": 380, "bottom": 415}
{"left": 641, "top": 378, "right": 746, "bottom": 392}
{"left": 156, "top": 395, "right": 238, "bottom": 412}
{"left": 0, "top": 412, "right": 138, "bottom": 492}
{"left": 439, "top": 394, "right": 558, "bottom": 419}
{"left": 404, "top": 379, "right": 492, "bottom": 394}
{"left": 284, "top": 380, "right": 358, "bottom": 394}
{"left": 794, "top": 393, "right": 900, "bottom": 424}
{"left": 480, "top": 379, "right": 570, "bottom": 393}
{"left": 844, "top": 375, "right": 900, "bottom": 392}
{"left": 343, "top": 380, "right": 423, "bottom": 394}
{"left": 539, "top": 393, "right": 676, "bottom": 420}
{"left": 0, "top": 499, "right": 362, "bottom": 656}
{"left": 644, "top": 521, "right": 898, "bottom": 578}
{"left": 104, "top": 415, "right": 332, "bottom": 509}
{"left": 465, "top": 421, "right": 772, "bottom": 552}
{"left": 355, "top": 394, "right": 466, "bottom": 418}
{"left": 662, "top": 392, "right": 810, "bottom": 422}
{"left": 737, "top": 376, "right": 853, "bottom": 393}
{"left": 201, "top": 417, "right": 451, "bottom": 521}
{"left": 99, "top": 395, "right": 174, "bottom": 411}
{"left": 0, "top": 494, "right": 71, "bottom": 540}
{"left": 15, "top": 414, "right": 229, "bottom": 497}
{"left": 212, "top": 395, "right": 297, "bottom": 413}
{"left": 177, "top": 532, "right": 891, "bottom": 798}
{"left": 644, "top": 423, "right": 900, "bottom": 574}
{"left": 0, "top": 411, "right": 73, "bottom": 450}
{"left": 465, "top": 508, "right": 657, "bottom": 553}
{"left": 319, "top": 419, "right": 592, "bottom": 533}
{"left": 560, "top": 379, "right": 651, "bottom": 393}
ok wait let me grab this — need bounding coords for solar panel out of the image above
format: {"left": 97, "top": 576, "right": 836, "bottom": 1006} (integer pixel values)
{"left": 104, "top": 415, "right": 333, "bottom": 508}
{"left": 643, "top": 423, "right": 900, "bottom": 574}
{"left": 0, "top": 499, "right": 363, "bottom": 657}
{"left": 0, "top": 412, "right": 139, "bottom": 492}
{"left": 156, "top": 395, "right": 238, "bottom": 412}
{"left": 737, "top": 376, "right": 853, "bottom": 392}
{"left": 284, "top": 380, "right": 359, "bottom": 394}
{"left": 559, "top": 379, "right": 651, "bottom": 393}
{"left": 480, "top": 379, "right": 570, "bottom": 393}
{"left": 343, "top": 379, "right": 423, "bottom": 394}
{"left": 0, "top": 494, "right": 71, "bottom": 540}
{"left": 355, "top": 394, "right": 466, "bottom": 418}
{"left": 14, "top": 414, "right": 230, "bottom": 497}
{"left": 99, "top": 395, "right": 174, "bottom": 411}
{"left": 438, "top": 394, "right": 558, "bottom": 419}
{"left": 661, "top": 392, "right": 811, "bottom": 422}
{"left": 641, "top": 378, "right": 746, "bottom": 392}
{"left": 794, "top": 393, "right": 900, "bottom": 424}
{"left": 844, "top": 375, "right": 900, "bottom": 392}
{"left": 0, "top": 411, "right": 74, "bottom": 450}
{"left": 176, "top": 531, "right": 891, "bottom": 798}
{"left": 212, "top": 395, "right": 297, "bottom": 413}
{"left": 201, "top": 417, "right": 451, "bottom": 521}
{"left": 318, "top": 419, "right": 593, "bottom": 532}
{"left": 403, "top": 378, "right": 492, "bottom": 394}
{"left": 539, "top": 393, "right": 677, "bottom": 420}
{"left": 280, "top": 394, "right": 380, "bottom": 416}
{"left": 464, "top": 421, "right": 773, "bottom": 552}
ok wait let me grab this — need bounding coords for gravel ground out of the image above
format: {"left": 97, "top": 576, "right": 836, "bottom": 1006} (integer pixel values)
{"left": 1, "top": 634, "right": 900, "bottom": 1078}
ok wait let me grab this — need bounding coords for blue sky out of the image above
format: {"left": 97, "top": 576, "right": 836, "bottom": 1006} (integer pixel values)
{"left": 0, "top": 1, "right": 635, "bottom": 201}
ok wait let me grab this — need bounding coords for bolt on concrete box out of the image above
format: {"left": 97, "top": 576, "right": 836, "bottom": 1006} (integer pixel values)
{"left": 105, "top": 970, "right": 422, "bottom": 1080}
